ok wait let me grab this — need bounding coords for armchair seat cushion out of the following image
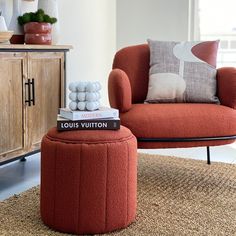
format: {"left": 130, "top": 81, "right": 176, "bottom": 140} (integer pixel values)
{"left": 120, "top": 103, "right": 236, "bottom": 141}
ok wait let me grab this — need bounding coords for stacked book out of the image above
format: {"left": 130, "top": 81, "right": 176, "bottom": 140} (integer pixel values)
{"left": 57, "top": 107, "right": 120, "bottom": 131}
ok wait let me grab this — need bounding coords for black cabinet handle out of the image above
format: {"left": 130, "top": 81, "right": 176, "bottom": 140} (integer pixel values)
{"left": 25, "top": 78, "right": 35, "bottom": 106}
{"left": 31, "top": 78, "right": 35, "bottom": 106}
{"left": 25, "top": 79, "right": 31, "bottom": 106}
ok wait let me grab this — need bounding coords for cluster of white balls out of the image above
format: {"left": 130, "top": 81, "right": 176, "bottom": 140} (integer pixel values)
{"left": 68, "top": 81, "right": 102, "bottom": 111}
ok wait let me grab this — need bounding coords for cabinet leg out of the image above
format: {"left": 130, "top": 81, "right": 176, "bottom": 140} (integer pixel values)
{"left": 20, "top": 157, "right": 26, "bottom": 162}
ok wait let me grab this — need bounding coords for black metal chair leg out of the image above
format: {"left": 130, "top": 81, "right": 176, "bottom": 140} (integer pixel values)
{"left": 207, "top": 146, "right": 211, "bottom": 165}
{"left": 20, "top": 157, "right": 26, "bottom": 162}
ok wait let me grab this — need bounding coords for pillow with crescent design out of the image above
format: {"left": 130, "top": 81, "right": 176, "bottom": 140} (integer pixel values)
{"left": 145, "top": 39, "right": 220, "bottom": 103}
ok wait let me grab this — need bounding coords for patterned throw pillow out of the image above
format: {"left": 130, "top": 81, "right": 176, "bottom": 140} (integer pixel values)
{"left": 145, "top": 39, "right": 220, "bottom": 103}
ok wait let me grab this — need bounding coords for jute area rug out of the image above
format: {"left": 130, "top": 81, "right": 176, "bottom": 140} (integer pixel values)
{"left": 0, "top": 153, "right": 236, "bottom": 236}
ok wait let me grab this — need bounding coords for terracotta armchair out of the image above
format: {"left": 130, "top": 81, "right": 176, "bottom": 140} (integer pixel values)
{"left": 108, "top": 44, "right": 236, "bottom": 164}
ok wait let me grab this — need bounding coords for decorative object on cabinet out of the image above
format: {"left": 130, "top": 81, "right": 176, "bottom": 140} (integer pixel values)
{"left": 0, "top": 11, "right": 7, "bottom": 31}
{"left": 38, "top": 0, "right": 59, "bottom": 44}
{"left": 9, "top": 0, "right": 24, "bottom": 44}
{"left": 0, "top": 44, "right": 72, "bottom": 165}
{"left": 24, "top": 22, "right": 51, "bottom": 44}
{"left": 0, "top": 31, "right": 13, "bottom": 43}
{"left": 0, "top": 11, "right": 12, "bottom": 44}
{"left": 0, "top": 0, "right": 9, "bottom": 25}
{"left": 21, "top": 0, "right": 38, "bottom": 15}
{"left": 18, "top": 9, "right": 57, "bottom": 44}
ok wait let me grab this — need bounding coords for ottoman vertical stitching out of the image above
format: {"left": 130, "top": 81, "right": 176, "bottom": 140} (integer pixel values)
{"left": 53, "top": 142, "right": 58, "bottom": 227}
{"left": 77, "top": 144, "right": 83, "bottom": 233}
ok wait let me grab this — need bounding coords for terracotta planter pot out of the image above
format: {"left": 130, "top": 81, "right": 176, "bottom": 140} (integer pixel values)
{"left": 24, "top": 33, "right": 52, "bottom": 45}
{"left": 24, "top": 22, "right": 52, "bottom": 45}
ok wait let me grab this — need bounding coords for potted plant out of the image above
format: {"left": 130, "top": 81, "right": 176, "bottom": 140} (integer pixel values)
{"left": 18, "top": 9, "right": 57, "bottom": 45}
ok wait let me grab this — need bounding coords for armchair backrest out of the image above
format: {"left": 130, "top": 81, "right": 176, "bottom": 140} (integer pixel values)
{"left": 113, "top": 44, "right": 150, "bottom": 103}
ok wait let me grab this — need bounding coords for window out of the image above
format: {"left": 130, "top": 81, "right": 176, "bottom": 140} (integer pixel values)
{"left": 198, "top": 0, "right": 236, "bottom": 67}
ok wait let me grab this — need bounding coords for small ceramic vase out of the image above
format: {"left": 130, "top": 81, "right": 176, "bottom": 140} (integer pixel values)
{"left": 0, "top": 12, "right": 7, "bottom": 31}
{"left": 21, "top": 0, "right": 38, "bottom": 15}
{"left": 0, "top": 0, "right": 8, "bottom": 24}
{"left": 38, "top": 0, "right": 59, "bottom": 44}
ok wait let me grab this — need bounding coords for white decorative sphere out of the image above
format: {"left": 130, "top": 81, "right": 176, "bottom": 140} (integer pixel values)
{"left": 69, "top": 82, "right": 78, "bottom": 92}
{"left": 86, "top": 92, "right": 101, "bottom": 101}
{"left": 96, "top": 92, "right": 101, "bottom": 100}
{"left": 69, "top": 92, "right": 77, "bottom": 101}
{"left": 94, "top": 101, "right": 100, "bottom": 108}
{"left": 98, "top": 82, "right": 102, "bottom": 91}
{"left": 86, "top": 92, "right": 95, "bottom": 101}
{"left": 86, "top": 82, "right": 96, "bottom": 92}
{"left": 77, "top": 102, "right": 86, "bottom": 110}
{"left": 86, "top": 101, "right": 100, "bottom": 111}
{"left": 77, "top": 92, "right": 86, "bottom": 101}
{"left": 95, "top": 82, "right": 102, "bottom": 91}
{"left": 86, "top": 102, "right": 95, "bottom": 111}
{"left": 69, "top": 101, "right": 78, "bottom": 111}
{"left": 77, "top": 82, "right": 88, "bottom": 92}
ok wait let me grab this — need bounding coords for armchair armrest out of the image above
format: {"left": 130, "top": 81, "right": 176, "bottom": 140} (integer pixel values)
{"left": 217, "top": 67, "right": 236, "bottom": 109}
{"left": 108, "top": 69, "right": 132, "bottom": 112}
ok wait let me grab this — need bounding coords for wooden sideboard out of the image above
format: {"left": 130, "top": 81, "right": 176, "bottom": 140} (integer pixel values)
{"left": 0, "top": 44, "right": 72, "bottom": 165}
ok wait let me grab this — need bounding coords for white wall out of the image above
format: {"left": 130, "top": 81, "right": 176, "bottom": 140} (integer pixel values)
{"left": 2, "top": 0, "right": 191, "bottom": 105}
{"left": 58, "top": 0, "right": 116, "bottom": 106}
{"left": 117, "top": 0, "right": 190, "bottom": 49}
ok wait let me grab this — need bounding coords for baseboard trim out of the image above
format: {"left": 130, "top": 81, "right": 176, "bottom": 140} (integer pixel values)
{"left": 0, "top": 150, "right": 40, "bottom": 166}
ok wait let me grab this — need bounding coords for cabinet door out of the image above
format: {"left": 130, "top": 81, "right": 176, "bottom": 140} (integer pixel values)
{"left": 0, "top": 53, "right": 27, "bottom": 162}
{"left": 25, "top": 52, "right": 64, "bottom": 151}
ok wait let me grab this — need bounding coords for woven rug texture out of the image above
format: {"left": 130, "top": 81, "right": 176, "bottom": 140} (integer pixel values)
{"left": 0, "top": 153, "right": 236, "bottom": 236}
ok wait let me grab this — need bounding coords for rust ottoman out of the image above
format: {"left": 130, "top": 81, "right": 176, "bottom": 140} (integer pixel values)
{"left": 40, "top": 126, "right": 137, "bottom": 235}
